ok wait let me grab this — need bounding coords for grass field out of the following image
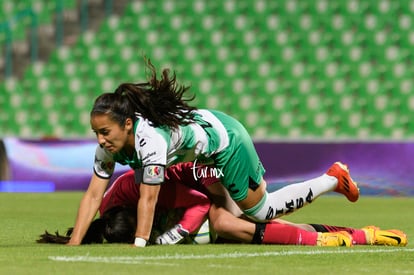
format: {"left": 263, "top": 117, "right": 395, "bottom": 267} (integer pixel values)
{"left": 0, "top": 192, "right": 413, "bottom": 275}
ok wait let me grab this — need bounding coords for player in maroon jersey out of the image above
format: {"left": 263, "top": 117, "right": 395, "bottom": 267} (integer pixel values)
{"left": 38, "top": 166, "right": 212, "bottom": 245}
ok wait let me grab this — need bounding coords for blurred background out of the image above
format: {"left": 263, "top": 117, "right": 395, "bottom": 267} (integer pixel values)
{"left": 1, "top": 0, "right": 414, "bottom": 140}
{"left": 1, "top": 0, "right": 414, "bottom": 193}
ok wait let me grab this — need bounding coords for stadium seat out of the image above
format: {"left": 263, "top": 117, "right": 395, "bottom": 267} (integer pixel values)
{"left": 2, "top": 0, "right": 413, "bottom": 139}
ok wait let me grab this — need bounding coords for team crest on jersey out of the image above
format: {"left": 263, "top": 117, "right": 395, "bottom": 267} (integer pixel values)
{"left": 101, "top": 161, "right": 115, "bottom": 171}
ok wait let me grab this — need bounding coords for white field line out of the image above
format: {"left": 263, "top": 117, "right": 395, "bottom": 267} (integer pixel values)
{"left": 49, "top": 248, "right": 414, "bottom": 264}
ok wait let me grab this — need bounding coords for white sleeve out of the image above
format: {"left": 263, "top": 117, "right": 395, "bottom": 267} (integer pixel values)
{"left": 136, "top": 122, "right": 168, "bottom": 167}
{"left": 93, "top": 145, "right": 115, "bottom": 179}
{"left": 135, "top": 121, "right": 168, "bottom": 184}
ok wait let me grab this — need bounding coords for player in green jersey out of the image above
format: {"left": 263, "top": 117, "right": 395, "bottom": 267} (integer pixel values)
{"left": 68, "top": 59, "right": 359, "bottom": 247}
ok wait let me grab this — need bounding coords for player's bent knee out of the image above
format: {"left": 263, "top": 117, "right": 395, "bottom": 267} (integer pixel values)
{"left": 210, "top": 214, "right": 233, "bottom": 236}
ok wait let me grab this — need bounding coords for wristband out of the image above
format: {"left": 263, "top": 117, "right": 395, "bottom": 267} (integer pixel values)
{"left": 134, "top": 237, "right": 147, "bottom": 247}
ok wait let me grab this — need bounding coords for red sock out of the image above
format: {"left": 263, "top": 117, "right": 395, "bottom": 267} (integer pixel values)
{"left": 350, "top": 229, "right": 367, "bottom": 245}
{"left": 309, "top": 224, "right": 367, "bottom": 245}
{"left": 261, "top": 223, "right": 318, "bottom": 245}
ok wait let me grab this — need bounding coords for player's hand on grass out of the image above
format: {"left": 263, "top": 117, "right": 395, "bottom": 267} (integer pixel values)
{"left": 66, "top": 238, "right": 82, "bottom": 245}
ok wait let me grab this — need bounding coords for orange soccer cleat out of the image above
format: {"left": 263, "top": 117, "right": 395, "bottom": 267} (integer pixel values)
{"left": 326, "top": 162, "right": 360, "bottom": 202}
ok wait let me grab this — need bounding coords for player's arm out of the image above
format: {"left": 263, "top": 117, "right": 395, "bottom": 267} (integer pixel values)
{"left": 134, "top": 126, "right": 170, "bottom": 246}
{"left": 67, "top": 173, "right": 109, "bottom": 245}
{"left": 134, "top": 164, "right": 164, "bottom": 247}
{"left": 135, "top": 183, "right": 161, "bottom": 245}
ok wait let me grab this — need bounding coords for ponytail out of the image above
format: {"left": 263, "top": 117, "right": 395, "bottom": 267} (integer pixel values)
{"left": 36, "top": 207, "right": 137, "bottom": 245}
{"left": 91, "top": 58, "right": 197, "bottom": 129}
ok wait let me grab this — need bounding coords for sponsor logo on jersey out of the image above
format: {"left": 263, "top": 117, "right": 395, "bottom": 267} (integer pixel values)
{"left": 95, "top": 156, "right": 114, "bottom": 171}
{"left": 142, "top": 151, "right": 156, "bottom": 162}
{"left": 139, "top": 138, "right": 146, "bottom": 147}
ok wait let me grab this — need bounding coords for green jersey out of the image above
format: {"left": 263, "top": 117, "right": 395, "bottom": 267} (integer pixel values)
{"left": 94, "top": 109, "right": 265, "bottom": 201}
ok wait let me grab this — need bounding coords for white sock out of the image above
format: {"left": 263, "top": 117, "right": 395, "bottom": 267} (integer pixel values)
{"left": 245, "top": 174, "right": 338, "bottom": 221}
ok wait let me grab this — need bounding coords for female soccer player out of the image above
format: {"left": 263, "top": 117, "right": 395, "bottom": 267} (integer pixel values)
{"left": 40, "top": 163, "right": 406, "bottom": 246}
{"left": 39, "top": 165, "right": 211, "bottom": 245}
{"left": 67, "top": 59, "right": 360, "bottom": 247}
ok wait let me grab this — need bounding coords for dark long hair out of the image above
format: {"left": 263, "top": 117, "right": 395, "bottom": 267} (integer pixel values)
{"left": 37, "top": 206, "right": 137, "bottom": 244}
{"left": 90, "top": 59, "right": 197, "bottom": 129}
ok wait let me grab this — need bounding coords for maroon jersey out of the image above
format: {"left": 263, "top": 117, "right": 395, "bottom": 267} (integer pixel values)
{"left": 100, "top": 162, "right": 219, "bottom": 233}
